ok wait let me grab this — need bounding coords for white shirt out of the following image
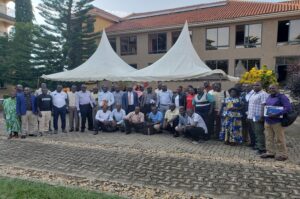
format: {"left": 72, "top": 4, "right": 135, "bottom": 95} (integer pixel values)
{"left": 188, "top": 113, "right": 208, "bottom": 134}
{"left": 248, "top": 90, "right": 269, "bottom": 120}
{"left": 67, "top": 91, "right": 77, "bottom": 107}
{"left": 245, "top": 90, "right": 255, "bottom": 102}
{"left": 175, "top": 95, "right": 180, "bottom": 108}
{"left": 98, "top": 91, "right": 114, "bottom": 107}
{"left": 112, "top": 109, "right": 126, "bottom": 123}
{"left": 95, "top": 110, "right": 113, "bottom": 122}
{"left": 51, "top": 91, "right": 67, "bottom": 108}
{"left": 127, "top": 92, "right": 134, "bottom": 105}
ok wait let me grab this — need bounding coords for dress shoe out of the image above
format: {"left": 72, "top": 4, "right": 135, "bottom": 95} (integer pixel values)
{"left": 257, "top": 150, "right": 266, "bottom": 155}
{"left": 54, "top": 130, "right": 58, "bottom": 134}
{"left": 75, "top": 128, "right": 79, "bottom": 132}
{"left": 69, "top": 129, "right": 74, "bottom": 132}
{"left": 275, "top": 156, "right": 288, "bottom": 161}
{"left": 260, "top": 153, "right": 275, "bottom": 159}
{"left": 93, "top": 131, "right": 98, "bottom": 135}
{"left": 62, "top": 129, "right": 67, "bottom": 133}
{"left": 80, "top": 129, "right": 85, "bottom": 133}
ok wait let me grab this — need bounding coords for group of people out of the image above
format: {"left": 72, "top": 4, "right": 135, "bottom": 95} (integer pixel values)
{"left": 2, "top": 80, "right": 292, "bottom": 161}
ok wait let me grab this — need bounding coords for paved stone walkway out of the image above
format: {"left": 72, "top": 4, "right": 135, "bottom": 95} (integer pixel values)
{"left": 0, "top": 117, "right": 300, "bottom": 198}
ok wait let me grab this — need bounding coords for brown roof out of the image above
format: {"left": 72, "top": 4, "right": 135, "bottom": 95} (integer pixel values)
{"left": 89, "top": 7, "right": 120, "bottom": 22}
{"left": 106, "top": 0, "right": 300, "bottom": 33}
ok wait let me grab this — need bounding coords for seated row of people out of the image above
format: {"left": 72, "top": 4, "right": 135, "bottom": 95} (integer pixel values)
{"left": 93, "top": 103, "right": 208, "bottom": 143}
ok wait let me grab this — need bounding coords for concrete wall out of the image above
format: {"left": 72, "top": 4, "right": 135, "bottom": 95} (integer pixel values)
{"left": 108, "top": 16, "right": 300, "bottom": 76}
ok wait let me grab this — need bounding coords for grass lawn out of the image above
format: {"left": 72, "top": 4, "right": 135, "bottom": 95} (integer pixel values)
{"left": 0, "top": 177, "right": 123, "bottom": 199}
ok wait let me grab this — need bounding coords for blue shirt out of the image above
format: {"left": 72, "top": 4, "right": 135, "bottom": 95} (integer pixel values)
{"left": 148, "top": 111, "right": 163, "bottom": 123}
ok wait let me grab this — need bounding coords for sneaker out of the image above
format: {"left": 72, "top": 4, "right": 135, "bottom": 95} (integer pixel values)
{"left": 192, "top": 141, "right": 199, "bottom": 145}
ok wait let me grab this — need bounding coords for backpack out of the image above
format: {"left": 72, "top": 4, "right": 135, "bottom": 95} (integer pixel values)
{"left": 277, "top": 94, "right": 298, "bottom": 127}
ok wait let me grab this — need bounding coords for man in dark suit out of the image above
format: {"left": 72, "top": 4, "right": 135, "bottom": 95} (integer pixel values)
{"left": 122, "top": 86, "right": 139, "bottom": 114}
{"left": 16, "top": 87, "right": 38, "bottom": 139}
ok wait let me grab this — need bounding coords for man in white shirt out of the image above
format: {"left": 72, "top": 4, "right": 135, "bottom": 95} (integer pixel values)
{"left": 94, "top": 105, "right": 115, "bottom": 134}
{"left": 112, "top": 104, "right": 126, "bottom": 132}
{"left": 67, "top": 85, "right": 79, "bottom": 132}
{"left": 51, "top": 85, "right": 68, "bottom": 133}
{"left": 175, "top": 108, "right": 208, "bottom": 142}
{"left": 163, "top": 104, "right": 179, "bottom": 136}
{"left": 157, "top": 85, "right": 173, "bottom": 117}
{"left": 76, "top": 84, "right": 95, "bottom": 132}
{"left": 98, "top": 85, "right": 114, "bottom": 110}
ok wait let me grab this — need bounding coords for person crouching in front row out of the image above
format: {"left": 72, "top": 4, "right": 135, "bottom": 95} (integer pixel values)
{"left": 124, "top": 106, "right": 145, "bottom": 134}
{"left": 175, "top": 107, "right": 208, "bottom": 143}
{"left": 146, "top": 106, "right": 163, "bottom": 135}
{"left": 94, "top": 105, "right": 115, "bottom": 135}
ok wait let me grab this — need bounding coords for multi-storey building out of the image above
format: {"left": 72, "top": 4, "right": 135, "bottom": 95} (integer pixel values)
{"left": 104, "top": 0, "right": 300, "bottom": 82}
{"left": 0, "top": 0, "right": 14, "bottom": 36}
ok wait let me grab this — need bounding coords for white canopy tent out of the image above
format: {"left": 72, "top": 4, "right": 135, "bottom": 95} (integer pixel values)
{"left": 116, "top": 22, "right": 239, "bottom": 82}
{"left": 41, "top": 30, "right": 137, "bottom": 82}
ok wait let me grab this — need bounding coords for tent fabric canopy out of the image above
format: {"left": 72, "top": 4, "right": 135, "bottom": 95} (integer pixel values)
{"left": 115, "top": 21, "right": 238, "bottom": 82}
{"left": 41, "top": 30, "right": 137, "bottom": 82}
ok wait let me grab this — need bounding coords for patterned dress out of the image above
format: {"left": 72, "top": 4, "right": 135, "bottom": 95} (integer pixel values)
{"left": 220, "top": 97, "right": 243, "bottom": 144}
{"left": 3, "top": 97, "right": 21, "bottom": 134}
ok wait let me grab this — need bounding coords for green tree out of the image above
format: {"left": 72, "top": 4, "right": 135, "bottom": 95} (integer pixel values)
{"left": 38, "top": 0, "right": 98, "bottom": 72}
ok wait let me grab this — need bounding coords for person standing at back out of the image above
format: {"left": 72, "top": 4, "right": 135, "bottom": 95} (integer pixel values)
{"left": 113, "top": 84, "right": 124, "bottom": 109}
{"left": 67, "top": 85, "right": 79, "bottom": 132}
{"left": 98, "top": 85, "right": 114, "bottom": 110}
{"left": 76, "top": 84, "right": 95, "bottom": 132}
{"left": 51, "top": 85, "right": 68, "bottom": 134}
{"left": 156, "top": 85, "right": 173, "bottom": 117}
{"left": 122, "top": 86, "right": 139, "bottom": 114}
{"left": 247, "top": 81, "right": 269, "bottom": 154}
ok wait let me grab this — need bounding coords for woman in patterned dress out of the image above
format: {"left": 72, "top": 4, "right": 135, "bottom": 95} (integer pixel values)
{"left": 220, "top": 88, "right": 244, "bottom": 145}
{"left": 3, "top": 90, "right": 21, "bottom": 139}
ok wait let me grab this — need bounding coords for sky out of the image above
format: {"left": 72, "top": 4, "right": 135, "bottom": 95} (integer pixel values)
{"left": 9, "top": 0, "right": 290, "bottom": 24}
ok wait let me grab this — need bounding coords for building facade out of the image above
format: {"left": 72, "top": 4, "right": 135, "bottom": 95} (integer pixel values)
{"left": 105, "top": 0, "right": 300, "bottom": 82}
{"left": 0, "top": 0, "right": 14, "bottom": 36}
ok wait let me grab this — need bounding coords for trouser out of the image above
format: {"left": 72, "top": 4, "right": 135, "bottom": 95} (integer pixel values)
{"left": 241, "top": 117, "right": 249, "bottom": 142}
{"left": 95, "top": 121, "right": 116, "bottom": 132}
{"left": 53, "top": 106, "right": 66, "bottom": 130}
{"left": 248, "top": 119, "right": 256, "bottom": 146}
{"left": 79, "top": 104, "right": 93, "bottom": 131}
{"left": 214, "top": 111, "right": 221, "bottom": 139}
{"left": 38, "top": 111, "right": 51, "bottom": 133}
{"left": 163, "top": 116, "right": 179, "bottom": 134}
{"left": 159, "top": 104, "right": 169, "bottom": 117}
{"left": 253, "top": 121, "right": 265, "bottom": 151}
{"left": 265, "top": 123, "right": 288, "bottom": 158}
{"left": 196, "top": 109, "right": 213, "bottom": 139}
{"left": 92, "top": 105, "right": 98, "bottom": 128}
{"left": 21, "top": 111, "right": 38, "bottom": 136}
{"left": 68, "top": 106, "right": 79, "bottom": 130}
{"left": 124, "top": 120, "right": 145, "bottom": 133}
{"left": 176, "top": 126, "right": 206, "bottom": 141}
{"left": 146, "top": 122, "right": 161, "bottom": 134}
{"left": 126, "top": 105, "right": 135, "bottom": 114}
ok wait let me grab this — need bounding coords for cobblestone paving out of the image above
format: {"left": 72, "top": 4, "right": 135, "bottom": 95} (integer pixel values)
{"left": 0, "top": 117, "right": 300, "bottom": 198}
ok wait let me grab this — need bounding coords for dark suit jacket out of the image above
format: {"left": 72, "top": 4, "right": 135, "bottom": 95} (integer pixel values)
{"left": 16, "top": 92, "right": 37, "bottom": 115}
{"left": 122, "top": 91, "right": 139, "bottom": 110}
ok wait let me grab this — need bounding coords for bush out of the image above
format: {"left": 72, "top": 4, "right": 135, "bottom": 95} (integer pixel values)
{"left": 239, "top": 65, "right": 277, "bottom": 89}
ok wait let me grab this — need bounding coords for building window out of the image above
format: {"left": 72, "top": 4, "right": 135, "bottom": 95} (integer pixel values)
{"left": 205, "top": 60, "right": 229, "bottom": 74}
{"left": 277, "top": 19, "right": 300, "bottom": 45}
{"left": 206, "top": 27, "right": 229, "bottom": 50}
{"left": 129, "top": 64, "right": 137, "bottom": 69}
{"left": 172, "top": 31, "right": 180, "bottom": 45}
{"left": 148, "top": 33, "right": 167, "bottom": 54}
{"left": 235, "top": 59, "right": 260, "bottom": 75}
{"left": 108, "top": 37, "right": 117, "bottom": 52}
{"left": 236, "top": 24, "right": 262, "bottom": 48}
{"left": 120, "top": 36, "right": 137, "bottom": 56}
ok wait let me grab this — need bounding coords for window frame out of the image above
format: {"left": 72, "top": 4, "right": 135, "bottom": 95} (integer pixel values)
{"left": 108, "top": 37, "right": 117, "bottom": 52}
{"left": 120, "top": 35, "right": 137, "bottom": 56}
{"left": 234, "top": 59, "right": 261, "bottom": 76}
{"left": 235, "top": 23, "right": 262, "bottom": 48}
{"left": 148, "top": 32, "right": 167, "bottom": 54}
{"left": 277, "top": 19, "right": 300, "bottom": 45}
{"left": 206, "top": 27, "right": 230, "bottom": 50}
{"left": 205, "top": 60, "right": 229, "bottom": 74}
